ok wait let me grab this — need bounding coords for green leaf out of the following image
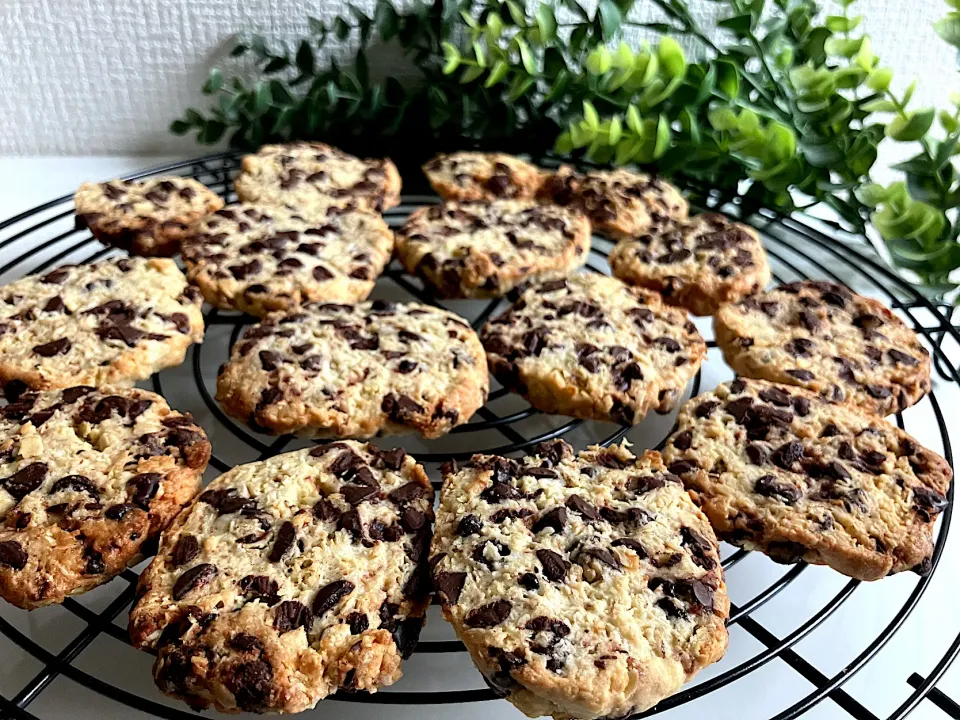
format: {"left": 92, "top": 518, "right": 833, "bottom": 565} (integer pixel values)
{"left": 940, "top": 109, "right": 959, "bottom": 134}
{"left": 375, "top": 1, "right": 398, "bottom": 40}
{"left": 718, "top": 14, "right": 753, "bottom": 35}
{"left": 586, "top": 46, "right": 612, "bottom": 75}
{"left": 473, "top": 40, "right": 487, "bottom": 68}
{"left": 825, "top": 15, "right": 862, "bottom": 32}
{"left": 903, "top": 79, "right": 917, "bottom": 106}
{"left": 824, "top": 37, "right": 862, "bottom": 57}
{"left": 460, "top": 65, "right": 485, "bottom": 83}
{"left": 296, "top": 41, "right": 315, "bottom": 75}
{"left": 935, "top": 134, "right": 960, "bottom": 170}
{"left": 716, "top": 59, "right": 740, "bottom": 97}
{"left": 555, "top": 131, "right": 575, "bottom": 155}
{"left": 570, "top": 24, "right": 590, "bottom": 54}
{"left": 485, "top": 60, "right": 510, "bottom": 87}
{"left": 934, "top": 13, "right": 960, "bottom": 48}
{"left": 517, "top": 38, "right": 536, "bottom": 74}
{"left": 198, "top": 119, "right": 226, "bottom": 144}
{"left": 608, "top": 115, "right": 623, "bottom": 145}
{"left": 169, "top": 119, "right": 191, "bottom": 135}
{"left": 886, "top": 108, "right": 935, "bottom": 141}
{"left": 583, "top": 100, "right": 600, "bottom": 130}
{"left": 862, "top": 98, "right": 897, "bottom": 113}
{"left": 270, "top": 106, "right": 295, "bottom": 135}
{"left": 612, "top": 41, "right": 634, "bottom": 70}
{"left": 254, "top": 81, "right": 272, "bottom": 114}
{"left": 598, "top": 0, "right": 623, "bottom": 40}
{"left": 264, "top": 56, "right": 289, "bottom": 73}
{"left": 201, "top": 68, "right": 223, "bottom": 94}
{"left": 269, "top": 80, "right": 294, "bottom": 104}
{"left": 658, "top": 37, "right": 686, "bottom": 78}
{"left": 544, "top": 47, "right": 567, "bottom": 78}
{"left": 505, "top": 1, "right": 526, "bottom": 26}
{"left": 535, "top": 5, "right": 558, "bottom": 43}
{"left": 442, "top": 42, "right": 460, "bottom": 74}
{"left": 866, "top": 68, "right": 893, "bottom": 92}
{"left": 185, "top": 108, "right": 205, "bottom": 125}
{"left": 218, "top": 93, "right": 238, "bottom": 120}
{"left": 308, "top": 16, "right": 325, "bottom": 34}
{"left": 507, "top": 75, "right": 536, "bottom": 100}
{"left": 561, "top": 0, "right": 590, "bottom": 21}
{"left": 334, "top": 17, "right": 350, "bottom": 40}
{"left": 626, "top": 104, "right": 643, "bottom": 135}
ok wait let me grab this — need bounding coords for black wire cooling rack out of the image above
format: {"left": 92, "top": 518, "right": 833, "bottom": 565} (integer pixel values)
{"left": 0, "top": 152, "right": 958, "bottom": 720}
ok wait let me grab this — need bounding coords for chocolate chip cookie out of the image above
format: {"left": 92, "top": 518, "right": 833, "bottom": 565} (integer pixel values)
{"left": 216, "top": 301, "right": 489, "bottom": 438}
{"left": 0, "top": 258, "right": 204, "bottom": 391}
{"left": 74, "top": 176, "right": 223, "bottom": 256}
{"left": 537, "top": 165, "right": 687, "bottom": 240}
{"left": 395, "top": 200, "right": 591, "bottom": 299}
{"left": 234, "top": 142, "right": 401, "bottom": 213}
{"left": 480, "top": 274, "right": 706, "bottom": 424}
{"left": 422, "top": 152, "right": 546, "bottom": 201}
{"left": 129, "top": 442, "right": 433, "bottom": 713}
{"left": 182, "top": 204, "right": 393, "bottom": 317}
{"left": 431, "top": 440, "right": 729, "bottom": 720}
{"left": 0, "top": 385, "right": 209, "bottom": 609}
{"left": 609, "top": 213, "right": 771, "bottom": 316}
{"left": 714, "top": 280, "right": 931, "bottom": 416}
{"left": 663, "top": 379, "right": 952, "bottom": 580}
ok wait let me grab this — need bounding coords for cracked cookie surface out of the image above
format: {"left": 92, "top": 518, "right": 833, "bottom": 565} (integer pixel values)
{"left": 663, "top": 379, "right": 952, "bottom": 580}
{"left": 537, "top": 166, "right": 687, "bottom": 240}
{"left": 395, "top": 200, "right": 591, "bottom": 298}
{"left": 610, "top": 213, "right": 771, "bottom": 316}
{"left": 422, "top": 152, "right": 546, "bottom": 201}
{"left": 182, "top": 204, "right": 393, "bottom": 317}
{"left": 714, "top": 280, "right": 931, "bottom": 416}
{"left": 74, "top": 176, "right": 223, "bottom": 256}
{"left": 216, "top": 300, "right": 489, "bottom": 438}
{"left": 0, "top": 257, "right": 204, "bottom": 391}
{"left": 430, "top": 440, "right": 729, "bottom": 720}
{"left": 0, "top": 385, "right": 209, "bottom": 608}
{"left": 234, "top": 142, "right": 401, "bottom": 213}
{"left": 130, "top": 442, "right": 433, "bottom": 713}
{"left": 480, "top": 273, "right": 705, "bottom": 424}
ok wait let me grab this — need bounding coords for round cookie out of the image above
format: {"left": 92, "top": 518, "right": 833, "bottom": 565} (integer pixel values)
{"left": 480, "top": 273, "right": 706, "bottom": 424}
{"left": 430, "top": 440, "right": 729, "bottom": 720}
{"left": 609, "top": 213, "right": 771, "bottom": 316}
{"left": 422, "top": 152, "right": 546, "bottom": 201}
{"left": 129, "top": 442, "right": 433, "bottom": 713}
{"left": 216, "top": 300, "right": 489, "bottom": 438}
{"left": 182, "top": 204, "right": 394, "bottom": 317}
{"left": 234, "top": 142, "right": 401, "bottom": 213}
{"left": 714, "top": 280, "right": 931, "bottom": 416}
{"left": 663, "top": 379, "right": 952, "bottom": 580}
{"left": 0, "top": 257, "right": 204, "bottom": 391}
{"left": 74, "top": 176, "right": 224, "bottom": 256}
{"left": 395, "top": 200, "right": 591, "bottom": 299}
{"left": 0, "top": 385, "right": 209, "bottom": 609}
{"left": 537, "top": 165, "right": 688, "bottom": 240}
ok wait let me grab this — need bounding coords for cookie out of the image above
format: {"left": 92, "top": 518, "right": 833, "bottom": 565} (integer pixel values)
{"left": 422, "top": 152, "right": 545, "bottom": 201}
{"left": 395, "top": 200, "right": 591, "bottom": 299}
{"left": 74, "top": 176, "right": 224, "bottom": 256}
{"left": 714, "top": 280, "right": 931, "bottom": 416}
{"left": 609, "top": 213, "right": 771, "bottom": 316}
{"left": 182, "top": 204, "right": 393, "bottom": 317}
{"left": 0, "top": 385, "right": 209, "bottom": 608}
{"left": 129, "top": 442, "right": 433, "bottom": 713}
{"left": 430, "top": 440, "right": 729, "bottom": 720}
{"left": 216, "top": 300, "right": 489, "bottom": 438}
{"left": 0, "top": 257, "right": 204, "bottom": 391}
{"left": 234, "top": 142, "right": 401, "bottom": 213}
{"left": 480, "top": 274, "right": 706, "bottom": 424}
{"left": 663, "top": 379, "right": 952, "bottom": 580}
{"left": 537, "top": 165, "right": 687, "bottom": 240}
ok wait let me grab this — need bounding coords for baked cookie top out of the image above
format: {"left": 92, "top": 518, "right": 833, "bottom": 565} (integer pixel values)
{"left": 538, "top": 166, "right": 688, "bottom": 240}
{"left": 480, "top": 273, "right": 706, "bottom": 424}
{"left": 663, "top": 379, "right": 952, "bottom": 580}
{"left": 181, "top": 203, "right": 394, "bottom": 317}
{"left": 714, "top": 280, "right": 931, "bottom": 416}
{"left": 74, "top": 176, "right": 224, "bottom": 256}
{"left": 395, "top": 200, "right": 591, "bottom": 298}
{"left": 129, "top": 442, "right": 433, "bottom": 713}
{"left": 609, "top": 213, "right": 771, "bottom": 316}
{"left": 216, "top": 300, "right": 489, "bottom": 438}
{"left": 0, "top": 257, "right": 204, "bottom": 391}
{"left": 431, "top": 440, "right": 729, "bottom": 720}
{"left": 422, "top": 152, "right": 545, "bottom": 201}
{"left": 0, "top": 385, "right": 209, "bottom": 608}
{"left": 234, "top": 142, "right": 401, "bottom": 212}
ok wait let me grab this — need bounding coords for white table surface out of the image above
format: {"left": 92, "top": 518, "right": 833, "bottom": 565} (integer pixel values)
{"left": 0, "top": 156, "right": 957, "bottom": 720}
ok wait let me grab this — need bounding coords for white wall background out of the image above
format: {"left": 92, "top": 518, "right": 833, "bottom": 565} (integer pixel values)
{"left": 0, "top": 0, "right": 954, "bottom": 156}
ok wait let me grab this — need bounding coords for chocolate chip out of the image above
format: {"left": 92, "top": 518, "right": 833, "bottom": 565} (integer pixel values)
{"left": 532, "top": 507, "right": 567, "bottom": 534}
{"left": 2, "top": 462, "right": 47, "bottom": 500}
{"left": 33, "top": 338, "right": 71, "bottom": 357}
{"left": 772, "top": 441, "right": 804, "bottom": 470}
{"left": 672, "top": 430, "right": 693, "bottom": 451}
{"left": 268, "top": 521, "right": 296, "bottom": 562}
{"left": 518, "top": 572, "right": 540, "bottom": 590}
{"left": 381, "top": 393, "right": 424, "bottom": 423}
{"left": 480, "top": 482, "right": 523, "bottom": 503}
{"left": 337, "top": 508, "right": 363, "bottom": 540}
{"left": 172, "top": 563, "right": 217, "bottom": 600}
{"left": 755, "top": 475, "right": 802, "bottom": 504}
{"left": 784, "top": 338, "right": 814, "bottom": 357}
{"left": 565, "top": 494, "right": 600, "bottom": 520}
{"left": 41, "top": 268, "right": 71, "bottom": 284}
{"left": 0, "top": 540, "right": 27, "bottom": 570}
{"left": 229, "top": 259, "right": 262, "bottom": 280}
{"left": 611, "top": 537, "right": 646, "bottom": 558}
{"left": 797, "top": 310, "right": 820, "bottom": 332}
{"left": 759, "top": 387, "right": 792, "bottom": 406}
{"left": 312, "top": 579, "right": 354, "bottom": 616}
{"left": 50, "top": 474, "right": 98, "bottom": 497}
{"left": 239, "top": 574, "right": 280, "bottom": 605}
{"left": 128, "top": 473, "right": 161, "bottom": 509}
{"left": 536, "top": 549, "right": 568, "bottom": 582}
{"left": 457, "top": 514, "right": 483, "bottom": 536}
{"left": 434, "top": 571, "right": 467, "bottom": 604}
{"left": 105, "top": 503, "right": 137, "bottom": 520}
{"left": 746, "top": 444, "right": 768, "bottom": 465}
{"left": 865, "top": 384, "right": 892, "bottom": 399}
{"left": 695, "top": 400, "right": 720, "bottom": 418}
{"left": 466, "top": 600, "right": 512, "bottom": 628}
{"left": 913, "top": 486, "right": 949, "bottom": 520}
{"left": 667, "top": 460, "right": 697, "bottom": 476}
{"left": 274, "top": 600, "right": 312, "bottom": 633}
{"left": 786, "top": 368, "right": 815, "bottom": 381}
{"left": 259, "top": 350, "right": 282, "bottom": 371}
{"left": 171, "top": 535, "right": 200, "bottom": 567}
